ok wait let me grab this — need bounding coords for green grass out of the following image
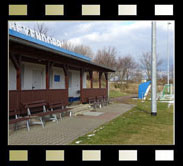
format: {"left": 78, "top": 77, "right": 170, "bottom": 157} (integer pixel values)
{"left": 109, "top": 90, "right": 127, "bottom": 98}
{"left": 71, "top": 101, "right": 173, "bottom": 145}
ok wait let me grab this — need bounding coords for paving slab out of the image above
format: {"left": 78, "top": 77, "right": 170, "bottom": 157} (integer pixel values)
{"left": 82, "top": 111, "right": 104, "bottom": 116}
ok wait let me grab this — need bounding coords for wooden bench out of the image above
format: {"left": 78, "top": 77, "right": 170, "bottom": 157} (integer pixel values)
{"left": 22, "top": 100, "right": 58, "bottom": 128}
{"left": 48, "top": 102, "right": 72, "bottom": 118}
{"left": 103, "top": 96, "right": 110, "bottom": 106}
{"left": 9, "top": 109, "right": 30, "bottom": 131}
{"left": 96, "top": 96, "right": 104, "bottom": 108}
{"left": 88, "top": 97, "right": 97, "bottom": 109}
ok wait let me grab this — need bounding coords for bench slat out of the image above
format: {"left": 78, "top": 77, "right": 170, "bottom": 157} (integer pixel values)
{"left": 25, "top": 103, "right": 47, "bottom": 109}
{"left": 9, "top": 117, "right": 30, "bottom": 124}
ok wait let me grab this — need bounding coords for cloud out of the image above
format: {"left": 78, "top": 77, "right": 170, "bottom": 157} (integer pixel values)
{"left": 11, "top": 21, "right": 175, "bottom": 70}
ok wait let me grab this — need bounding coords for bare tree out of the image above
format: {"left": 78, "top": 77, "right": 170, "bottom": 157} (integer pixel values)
{"left": 73, "top": 45, "right": 94, "bottom": 59}
{"left": 34, "top": 22, "right": 49, "bottom": 35}
{"left": 116, "top": 55, "right": 137, "bottom": 86}
{"left": 139, "top": 52, "right": 163, "bottom": 80}
{"left": 61, "top": 40, "right": 94, "bottom": 58}
{"left": 133, "top": 68, "right": 143, "bottom": 83}
{"left": 61, "top": 40, "right": 75, "bottom": 51}
{"left": 93, "top": 47, "right": 117, "bottom": 79}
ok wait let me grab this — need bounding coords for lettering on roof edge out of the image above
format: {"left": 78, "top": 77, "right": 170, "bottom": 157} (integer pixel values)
{"left": 9, "top": 22, "right": 63, "bottom": 48}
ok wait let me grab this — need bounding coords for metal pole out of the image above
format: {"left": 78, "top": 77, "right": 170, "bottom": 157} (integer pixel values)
{"left": 151, "top": 21, "right": 157, "bottom": 116}
{"left": 167, "top": 22, "right": 171, "bottom": 93}
{"left": 173, "top": 23, "right": 175, "bottom": 97}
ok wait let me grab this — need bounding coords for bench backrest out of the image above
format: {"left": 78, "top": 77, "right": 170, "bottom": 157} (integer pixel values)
{"left": 48, "top": 102, "right": 63, "bottom": 110}
{"left": 9, "top": 109, "right": 16, "bottom": 116}
{"left": 22, "top": 100, "right": 47, "bottom": 115}
{"left": 97, "top": 96, "right": 103, "bottom": 99}
{"left": 9, "top": 109, "right": 19, "bottom": 119}
{"left": 103, "top": 96, "right": 108, "bottom": 99}
{"left": 23, "top": 100, "right": 47, "bottom": 107}
{"left": 88, "top": 97, "right": 96, "bottom": 104}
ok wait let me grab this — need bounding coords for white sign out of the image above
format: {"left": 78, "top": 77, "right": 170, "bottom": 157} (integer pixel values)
{"left": 9, "top": 22, "right": 63, "bottom": 48}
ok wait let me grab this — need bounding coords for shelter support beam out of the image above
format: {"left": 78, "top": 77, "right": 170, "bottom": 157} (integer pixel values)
{"left": 46, "top": 62, "right": 53, "bottom": 89}
{"left": 13, "top": 55, "right": 22, "bottom": 91}
{"left": 105, "top": 72, "right": 108, "bottom": 97}
{"left": 80, "top": 68, "right": 84, "bottom": 103}
{"left": 10, "top": 53, "right": 20, "bottom": 70}
{"left": 63, "top": 65, "right": 68, "bottom": 89}
{"left": 89, "top": 71, "right": 93, "bottom": 88}
{"left": 99, "top": 72, "right": 103, "bottom": 88}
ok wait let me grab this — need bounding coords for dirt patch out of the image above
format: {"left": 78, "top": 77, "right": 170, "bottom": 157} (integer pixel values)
{"left": 111, "top": 94, "right": 138, "bottom": 104}
{"left": 78, "top": 112, "right": 120, "bottom": 121}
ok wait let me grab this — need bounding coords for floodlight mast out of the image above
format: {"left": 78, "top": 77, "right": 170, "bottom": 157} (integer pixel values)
{"left": 151, "top": 21, "right": 157, "bottom": 116}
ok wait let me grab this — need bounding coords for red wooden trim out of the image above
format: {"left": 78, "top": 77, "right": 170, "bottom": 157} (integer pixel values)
{"left": 81, "top": 88, "right": 107, "bottom": 103}
{"left": 104, "top": 72, "right": 108, "bottom": 80}
{"left": 99, "top": 72, "right": 102, "bottom": 89}
{"left": 9, "top": 89, "right": 69, "bottom": 113}
{"left": 80, "top": 69, "right": 84, "bottom": 103}
{"left": 106, "top": 79, "right": 108, "bottom": 89}
{"left": 10, "top": 53, "right": 20, "bottom": 70}
{"left": 89, "top": 71, "right": 93, "bottom": 88}
{"left": 10, "top": 42, "right": 113, "bottom": 72}
{"left": 104, "top": 72, "right": 108, "bottom": 90}
{"left": 16, "top": 67, "right": 21, "bottom": 90}
{"left": 65, "top": 75, "right": 68, "bottom": 89}
{"left": 63, "top": 65, "right": 68, "bottom": 76}
{"left": 63, "top": 65, "right": 68, "bottom": 89}
{"left": 82, "top": 88, "right": 106, "bottom": 91}
{"left": 46, "top": 64, "right": 49, "bottom": 89}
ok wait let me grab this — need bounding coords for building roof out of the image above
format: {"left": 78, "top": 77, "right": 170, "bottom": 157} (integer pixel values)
{"left": 9, "top": 29, "right": 115, "bottom": 72}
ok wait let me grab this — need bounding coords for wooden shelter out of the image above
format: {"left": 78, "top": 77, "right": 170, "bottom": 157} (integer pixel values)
{"left": 9, "top": 29, "right": 115, "bottom": 112}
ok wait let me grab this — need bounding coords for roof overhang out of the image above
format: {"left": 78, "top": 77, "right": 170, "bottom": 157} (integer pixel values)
{"left": 9, "top": 31, "right": 115, "bottom": 72}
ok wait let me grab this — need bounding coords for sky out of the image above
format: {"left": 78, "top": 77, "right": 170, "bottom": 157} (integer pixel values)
{"left": 11, "top": 21, "right": 175, "bottom": 71}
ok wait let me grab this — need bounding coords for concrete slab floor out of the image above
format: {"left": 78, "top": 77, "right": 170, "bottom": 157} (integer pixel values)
{"left": 8, "top": 103, "right": 135, "bottom": 145}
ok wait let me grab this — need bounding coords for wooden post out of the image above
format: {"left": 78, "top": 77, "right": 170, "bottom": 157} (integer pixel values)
{"left": 16, "top": 55, "right": 21, "bottom": 91}
{"left": 99, "top": 72, "right": 102, "bottom": 88}
{"left": 46, "top": 62, "right": 53, "bottom": 89}
{"left": 46, "top": 63, "right": 49, "bottom": 89}
{"left": 89, "top": 71, "right": 93, "bottom": 88}
{"left": 10, "top": 54, "right": 21, "bottom": 90}
{"left": 10, "top": 53, "right": 20, "bottom": 70}
{"left": 16, "top": 68, "right": 21, "bottom": 90}
{"left": 105, "top": 73, "right": 108, "bottom": 97}
{"left": 63, "top": 65, "right": 68, "bottom": 106}
{"left": 63, "top": 65, "right": 68, "bottom": 89}
{"left": 80, "top": 68, "right": 83, "bottom": 103}
{"left": 12, "top": 55, "right": 21, "bottom": 111}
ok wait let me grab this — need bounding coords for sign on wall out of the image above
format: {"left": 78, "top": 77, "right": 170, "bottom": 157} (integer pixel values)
{"left": 54, "top": 75, "right": 60, "bottom": 82}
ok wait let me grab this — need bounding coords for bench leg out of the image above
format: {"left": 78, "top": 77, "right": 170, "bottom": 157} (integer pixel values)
{"left": 40, "top": 117, "right": 45, "bottom": 128}
{"left": 102, "top": 101, "right": 105, "bottom": 107}
{"left": 54, "top": 114, "right": 58, "bottom": 123}
{"left": 14, "top": 123, "right": 17, "bottom": 131}
{"left": 69, "top": 111, "right": 72, "bottom": 117}
{"left": 59, "top": 113, "right": 62, "bottom": 120}
{"left": 26, "top": 120, "right": 30, "bottom": 131}
{"left": 94, "top": 103, "right": 97, "bottom": 109}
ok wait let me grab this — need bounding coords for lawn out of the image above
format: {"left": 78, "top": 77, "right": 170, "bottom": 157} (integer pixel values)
{"left": 109, "top": 90, "right": 127, "bottom": 98}
{"left": 71, "top": 101, "right": 174, "bottom": 145}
